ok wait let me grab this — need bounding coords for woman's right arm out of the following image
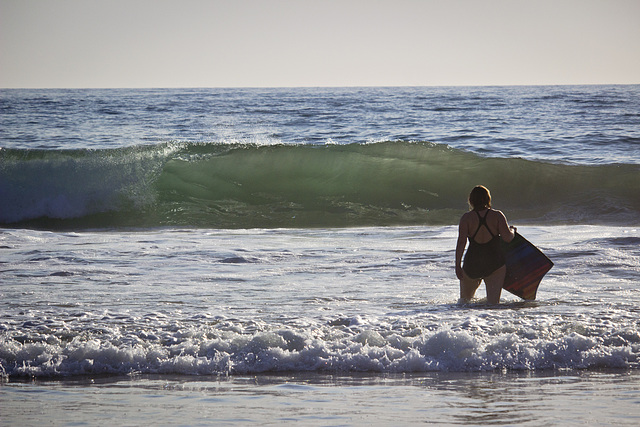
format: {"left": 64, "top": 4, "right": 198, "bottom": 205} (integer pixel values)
{"left": 455, "top": 217, "right": 468, "bottom": 280}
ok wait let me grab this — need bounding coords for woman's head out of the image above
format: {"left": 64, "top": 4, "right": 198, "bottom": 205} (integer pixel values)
{"left": 468, "top": 185, "right": 491, "bottom": 211}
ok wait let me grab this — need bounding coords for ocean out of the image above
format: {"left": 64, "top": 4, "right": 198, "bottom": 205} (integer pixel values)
{"left": 1, "top": 85, "right": 639, "bottom": 425}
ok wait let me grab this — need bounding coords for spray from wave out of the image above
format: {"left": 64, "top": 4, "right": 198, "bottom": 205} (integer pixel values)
{"left": 1, "top": 141, "right": 638, "bottom": 229}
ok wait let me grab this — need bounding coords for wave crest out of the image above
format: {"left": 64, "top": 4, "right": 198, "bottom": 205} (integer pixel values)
{"left": 1, "top": 141, "right": 638, "bottom": 228}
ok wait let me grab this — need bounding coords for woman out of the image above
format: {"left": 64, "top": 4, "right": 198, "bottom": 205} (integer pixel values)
{"left": 455, "top": 185, "right": 516, "bottom": 304}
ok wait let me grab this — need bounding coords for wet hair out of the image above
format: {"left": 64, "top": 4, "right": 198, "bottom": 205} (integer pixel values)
{"left": 468, "top": 185, "right": 492, "bottom": 211}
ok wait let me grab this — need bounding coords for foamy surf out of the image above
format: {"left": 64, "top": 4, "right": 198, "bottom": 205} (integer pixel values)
{"left": 1, "top": 225, "right": 638, "bottom": 379}
{"left": 2, "top": 310, "right": 636, "bottom": 379}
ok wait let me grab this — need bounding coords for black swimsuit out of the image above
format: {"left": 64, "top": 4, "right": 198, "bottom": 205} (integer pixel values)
{"left": 462, "top": 210, "right": 506, "bottom": 279}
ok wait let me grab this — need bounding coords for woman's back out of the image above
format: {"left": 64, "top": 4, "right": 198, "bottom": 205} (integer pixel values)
{"left": 464, "top": 209, "right": 501, "bottom": 244}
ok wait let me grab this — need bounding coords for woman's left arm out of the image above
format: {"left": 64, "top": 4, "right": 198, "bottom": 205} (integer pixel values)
{"left": 497, "top": 210, "right": 516, "bottom": 243}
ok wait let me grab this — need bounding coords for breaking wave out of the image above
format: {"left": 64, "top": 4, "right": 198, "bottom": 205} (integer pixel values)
{"left": 1, "top": 141, "right": 638, "bottom": 229}
{"left": 2, "top": 310, "right": 638, "bottom": 379}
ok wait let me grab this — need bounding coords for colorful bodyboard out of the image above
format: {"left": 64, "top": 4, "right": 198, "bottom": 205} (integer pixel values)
{"left": 501, "top": 232, "right": 553, "bottom": 300}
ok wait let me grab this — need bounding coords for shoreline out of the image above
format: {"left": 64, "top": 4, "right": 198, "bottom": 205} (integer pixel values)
{"left": 3, "top": 370, "right": 639, "bottom": 426}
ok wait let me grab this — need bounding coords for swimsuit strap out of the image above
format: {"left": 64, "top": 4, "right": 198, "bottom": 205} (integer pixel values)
{"left": 470, "top": 209, "right": 496, "bottom": 241}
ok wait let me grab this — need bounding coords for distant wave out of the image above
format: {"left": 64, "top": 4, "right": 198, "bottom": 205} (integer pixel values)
{"left": 1, "top": 141, "right": 638, "bottom": 229}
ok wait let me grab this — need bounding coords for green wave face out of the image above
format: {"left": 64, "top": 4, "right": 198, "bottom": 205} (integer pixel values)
{"left": 2, "top": 142, "right": 638, "bottom": 229}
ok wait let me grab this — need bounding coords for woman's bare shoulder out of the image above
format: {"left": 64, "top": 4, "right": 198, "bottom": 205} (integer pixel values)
{"left": 490, "top": 209, "right": 508, "bottom": 222}
{"left": 459, "top": 211, "right": 477, "bottom": 229}
{"left": 459, "top": 211, "right": 475, "bottom": 222}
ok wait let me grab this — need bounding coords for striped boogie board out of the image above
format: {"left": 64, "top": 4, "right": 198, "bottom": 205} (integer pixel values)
{"left": 501, "top": 232, "right": 554, "bottom": 300}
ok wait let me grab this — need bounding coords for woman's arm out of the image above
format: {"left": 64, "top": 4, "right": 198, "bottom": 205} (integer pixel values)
{"left": 496, "top": 210, "right": 516, "bottom": 243}
{"left": 455, "top": 217, "right": 468, "bottom": 280}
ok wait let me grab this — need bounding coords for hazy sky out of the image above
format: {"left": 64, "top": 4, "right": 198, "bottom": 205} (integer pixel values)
{"left": 1, "top": 0, "right": 639, "bottom": 88}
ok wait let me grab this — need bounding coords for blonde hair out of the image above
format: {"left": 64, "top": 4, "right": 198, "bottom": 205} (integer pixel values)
{"left": 468, "top": 185, "right": 492, "bottom": 211}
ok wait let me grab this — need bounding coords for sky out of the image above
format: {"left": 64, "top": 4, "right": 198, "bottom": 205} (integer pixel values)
{"left": 1, "top": 0, "right": 639, "bottom": 88}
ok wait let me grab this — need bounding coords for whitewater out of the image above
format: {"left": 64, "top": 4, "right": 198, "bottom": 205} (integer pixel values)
{"left": 1, "top": 85, "right": 639, "bottom": 425}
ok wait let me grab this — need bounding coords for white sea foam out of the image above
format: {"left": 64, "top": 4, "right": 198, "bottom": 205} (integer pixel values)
{"left": 2, "top": 312, "right": 638, "bottom": 378}
{"left": 1, "top": 226, "right": 638, "bottom": 378}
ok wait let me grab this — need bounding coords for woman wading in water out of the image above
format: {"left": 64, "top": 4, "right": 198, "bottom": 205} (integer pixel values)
{"left": 455, "top": 185, "right": 516, "bottom": 304}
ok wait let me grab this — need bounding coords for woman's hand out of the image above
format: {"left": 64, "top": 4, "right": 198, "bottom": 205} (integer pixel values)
{"left": 456, "top": 265, "right": 464, "bottom": 281}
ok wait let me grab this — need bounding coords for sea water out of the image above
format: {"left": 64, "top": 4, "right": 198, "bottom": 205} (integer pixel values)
{"left": 1, "top": 86, "right": 639, "bottom": 425}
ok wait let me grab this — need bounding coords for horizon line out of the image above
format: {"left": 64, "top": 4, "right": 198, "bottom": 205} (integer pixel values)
{"left": 2, "top": 82, "right": 639, "bottom": 90}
